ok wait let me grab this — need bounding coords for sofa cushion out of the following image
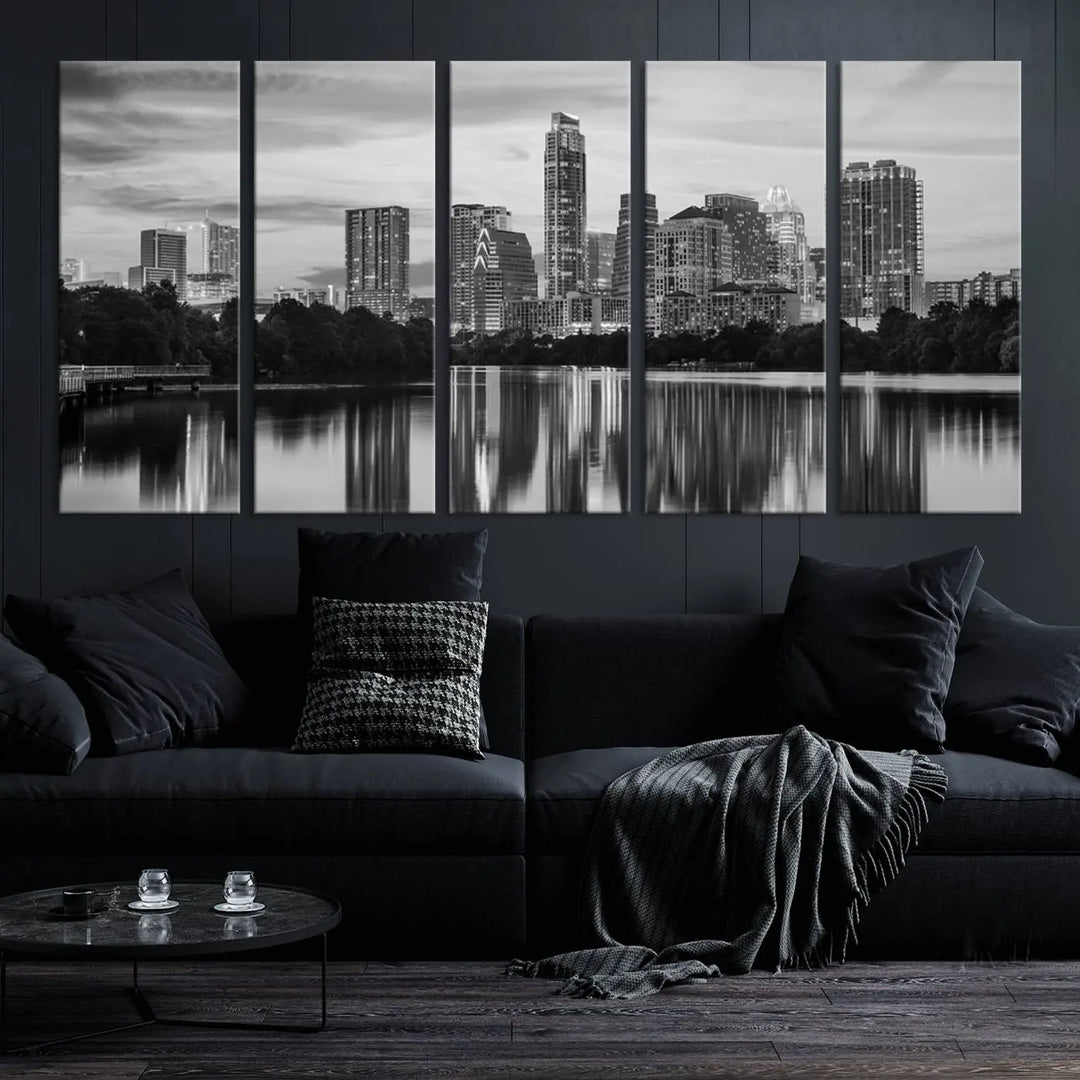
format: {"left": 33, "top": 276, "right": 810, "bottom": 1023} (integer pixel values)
{"left": 0, "top": 634, "right": 91, "bottom": 775}
{"left": 770, "top": 548, "right": 984, "bottom": 752}
{"left": 945, "top": 588, "right": 1080, "bottom": 765}
{"left": 528, "top": 746, "right": 1080, "bottom": 858}
{"left": 0, "top": 747, "right": 524, "bottom": 857}
{"left": 4, "top": 571, "right": 249, "bottom": 756}
{"left": 918, "top": 750, "right": 1080, "bottom": 854}
{"left": 528, "top": 746, "right": 675, "bottom": 854}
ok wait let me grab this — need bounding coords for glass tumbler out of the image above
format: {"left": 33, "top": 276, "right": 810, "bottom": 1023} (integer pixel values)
{"left": 223, "top": 870, "right": 257, "bottom": 907}
{"left": 137, "top": 868, "right": 171, "bottom": 905}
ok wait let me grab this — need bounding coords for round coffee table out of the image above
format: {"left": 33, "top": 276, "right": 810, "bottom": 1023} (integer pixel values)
{"left": 0, "top": 880, "right": 341, "bottom": 1055}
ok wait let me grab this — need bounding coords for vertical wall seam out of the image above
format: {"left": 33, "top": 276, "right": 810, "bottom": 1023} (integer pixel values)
{"left": 37, "top": 83, "right": 44, "bottom": 596}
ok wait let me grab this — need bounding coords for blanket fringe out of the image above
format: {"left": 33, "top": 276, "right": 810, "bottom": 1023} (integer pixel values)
{"left": 785, "top": 753, "right": 947, "bottom": 970}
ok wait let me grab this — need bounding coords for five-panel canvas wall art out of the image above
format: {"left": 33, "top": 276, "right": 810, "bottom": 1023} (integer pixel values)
{"left": 58, "top": 60, "right": 1021, "bottom": 516}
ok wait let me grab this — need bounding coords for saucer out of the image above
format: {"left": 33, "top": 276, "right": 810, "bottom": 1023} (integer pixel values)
{"left": 213, "top": 901, "right": 265, "bottom": 914}
{"left": 127, "top": 899, "right": 179, "bottom": 912}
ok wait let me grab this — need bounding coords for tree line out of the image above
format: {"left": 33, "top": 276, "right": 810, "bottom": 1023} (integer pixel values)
{"left": 646, "top": 321, "right": 824, "bottom": 371}
{"left": 843, "top": 297, "right": 1019, "bottom": 375}
{"left": 256, "top": 299, "right": 432, "bottom": 383}
{"left": 59, "top": 280, "right": 238, "bottom": 379}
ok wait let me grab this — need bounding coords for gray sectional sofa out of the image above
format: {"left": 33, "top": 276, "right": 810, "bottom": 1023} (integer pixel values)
{"left": 2, "top": 611, "right": 1078, "bottom": 960}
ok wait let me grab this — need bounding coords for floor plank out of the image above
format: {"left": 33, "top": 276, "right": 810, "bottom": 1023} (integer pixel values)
{"left": 4, "top": 961, "right": 1080, "bottom": 1076}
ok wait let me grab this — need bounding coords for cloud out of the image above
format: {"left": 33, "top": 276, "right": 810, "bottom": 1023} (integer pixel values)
{"left": 256, "top": 198, "right": 352, "bottom": 226}
{"left": 60, "top": 61, "right": 238, "bottom": 101}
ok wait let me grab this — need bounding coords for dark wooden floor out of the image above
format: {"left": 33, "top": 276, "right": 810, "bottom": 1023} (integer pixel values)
{"left": 4, "top": 959, "right": 1080, "bottom": 1078}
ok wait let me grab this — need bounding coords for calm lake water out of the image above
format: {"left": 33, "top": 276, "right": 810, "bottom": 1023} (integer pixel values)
{"left": 647, "top": 371, "right": 826, "bottom": 513}
{"left": 451, "top": 365, "right": 628, "bottom": 512}
{"left": 255, "top": 385, "right": 433, "bottom": 512}
{"left": 842, "top": 373, "right": 1021, "bottom": 512}
{"left": 60, "top": 389, "right": 239, "bottom": 512}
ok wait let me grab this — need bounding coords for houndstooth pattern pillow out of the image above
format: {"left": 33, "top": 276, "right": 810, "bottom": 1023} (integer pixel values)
{"left": 310, "top": 598, "right": 487, "bottom": 676}
{"left": 293, "top": 599, "right": 488, "bottom": 759}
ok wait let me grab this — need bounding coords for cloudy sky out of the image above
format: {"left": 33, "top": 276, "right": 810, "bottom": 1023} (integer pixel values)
{"left": 61, "top": 62, "right": 239, "bottom": 278}
{"left": 256, "top": 61, "right": 434, "bottom": 297}
{"left": 452, "top": 61, "right": 630, "bottom": 254}
{"left": 648, "top": 62, "right": 826, "bottom": 247}
{"left": 844, "top": 61, "right": 1020, "bottom": 279}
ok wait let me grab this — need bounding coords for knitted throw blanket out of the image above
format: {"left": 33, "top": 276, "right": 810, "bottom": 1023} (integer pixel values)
{"left": 510, "top": 725, "right": 947, "bottom": 999}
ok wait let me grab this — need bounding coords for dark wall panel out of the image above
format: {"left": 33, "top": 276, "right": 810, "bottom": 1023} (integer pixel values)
{"left": 290, "top": 0, "right": 412, "bottom": 59}
{"left": 750, "top": 0, "right": 994, "bottom": 59}
{"left": 414, "top": 0, "right": 657, "bottom": 60}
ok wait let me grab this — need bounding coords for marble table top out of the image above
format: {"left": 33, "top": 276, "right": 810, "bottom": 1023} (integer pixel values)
{"left": 0, "top": 881, "right": 340, "bottom": 958}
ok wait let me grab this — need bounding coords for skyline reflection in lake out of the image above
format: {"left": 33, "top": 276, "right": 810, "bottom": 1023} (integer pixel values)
{"left": 255, "top": 385, "right": 434, "bottom": 513}
{"left": 842, "top": 374, "right": 1020, "bottom": 512}
{"left": 647, "top": 371, "right": 825, "bottom": 513}
{"left": 451, "top": 365, "right": 628, "bottom": 513}
{"left": 60, "top": 390, "right": 238, "bottom": 512}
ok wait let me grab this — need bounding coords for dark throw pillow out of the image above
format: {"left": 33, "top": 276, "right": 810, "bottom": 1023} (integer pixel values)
{"left": 0, "top": 634, "right": 90, "bottom": 774}
{"left": 770, "top": 547, "right": 984, "bottom": 751}
{"left": 4, "top": 571, "right": 250, "bottom": 756}
{"left": 297, "top": 528, "right": 490, "bottom": 746}
{"left": 293, "top": 598, "right": 487, "bottom": 760}
{"left": 945, "top": 588, "right": 1080, "bottom": 765}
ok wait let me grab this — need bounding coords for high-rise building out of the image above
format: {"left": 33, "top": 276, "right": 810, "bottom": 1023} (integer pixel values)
{"left": 450, "top": 204, "right": 511, "bottom": 332}
{"left": 655, "top": 207, "right": 734, "bottom": 325}
{"left": 586, "top": 232, "right": 616, "bottom": 294}
{"left": 60, "top": 257, "right": 85, "bottom": 284}
{"left": 808, "top": 246, "right": 826, "bottom": 304}
{"left": 840, "top": 159, "right": 925, "bottom": 319}
{"left": 761, "top": 185, "right": 812, "bottom": 301}
{"left": 702, "top": 193, "right": 768, "bottom": 282}
{"left": 345, "top": 206, "right": 410, "bottom": 320}
{"left": 613, "top": 193, "right": 658, "bottom": 331}
{"left": 544, "top": 111, "right": 586, "bottom": 299}
{"left": 131, "top": 228, "right": 187, "bottom": 299}
{"left": 925, "top": 268, "right": 1021, "bottom": 309}
{"left": 472, "top": 226, "right": 538, "bottom": 335}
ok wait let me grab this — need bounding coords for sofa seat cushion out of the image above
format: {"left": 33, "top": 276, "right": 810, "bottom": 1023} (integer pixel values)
{"left": 0, "top": 747, "right": 524, "bottom": 857}
{"left": 528, "top": 746, "right": 1080, "bottom": 858}
{"left": 528, "top": 747, "right": 675, "bottom": 854}
{"left": 919, "top": 750, "right": 1080, "bottom": 854}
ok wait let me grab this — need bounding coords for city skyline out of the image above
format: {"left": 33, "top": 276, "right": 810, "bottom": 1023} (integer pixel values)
{"left": 843, "top": 61, "right": 1020, "bottom": 280}
{"left": 60, "top": 61, "right": 240, "bottom": 281}
{"left": 452, "top": 61, "right": 630, "bottom": 264}
{"left": 647, "top": 62, "right": 826, "bottom": 251}
{"left": 256, "top": 61, "right": 435, "bottom": 298}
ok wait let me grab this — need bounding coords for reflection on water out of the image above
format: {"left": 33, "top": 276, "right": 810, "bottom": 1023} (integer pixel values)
{"left": 255, "top": 385, "right": 433, "bottom": 512}
{"left": 647, "top": 372, "right": 825, "bottom": 513}
{"left": 60, "top": 391, "right": 238, "bottom": 512}
{"left": 842, "top": 375, "right": 1021, "bottom": 512}
{"left": 451, "top": 365, "right": 628, "bottom": 513}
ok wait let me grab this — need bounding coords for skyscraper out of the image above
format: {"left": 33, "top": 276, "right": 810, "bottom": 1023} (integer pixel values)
{"left": 761, "top": 185, "right": 811, "bottom": 301}
{"left": 129, "top": 228, "right": 187, "bottom": 299}
{"left": 451, "top": 204, "right": 511, "bottom": 332}
{"left": 204, "top": 218, "right": 239, "bottom": 281}
{"left": 345, "top": 206, "right": 410, "bottom": 320}
{"left": 544, "top": 111, "right": 586, "bottom": 299}
{"left": 702, "top": 193, "right": 768, "bottom": 282}
{"left": 655, "top": 207, "right": 734, "bottom": 331}
{"left": 472, "top": 226, "right": 537, "bottom": 335}
{"left": 613, "top": 193, "right": 657, "bottom": 331}
{"left": 840, "top": 159, "right": 925, "bottom": 319}
{"left": 586, "top": 232, "right": 616, "bottom": 294}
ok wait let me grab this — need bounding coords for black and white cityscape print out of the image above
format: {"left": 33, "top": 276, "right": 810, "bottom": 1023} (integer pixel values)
{"left": 646, "top": 61, "right": 826, "bottom": 513}
{"left": 59, "top": 61, "right": 240, "bottom": 512}
{"left": 255, "top": 61, "right": 435, "bottom": 512}
{"left": 450, "top": 61, "right": 630, "bottom": 513}
{"left": 841, "top": 62, "right": 1021, "bottom": 513}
